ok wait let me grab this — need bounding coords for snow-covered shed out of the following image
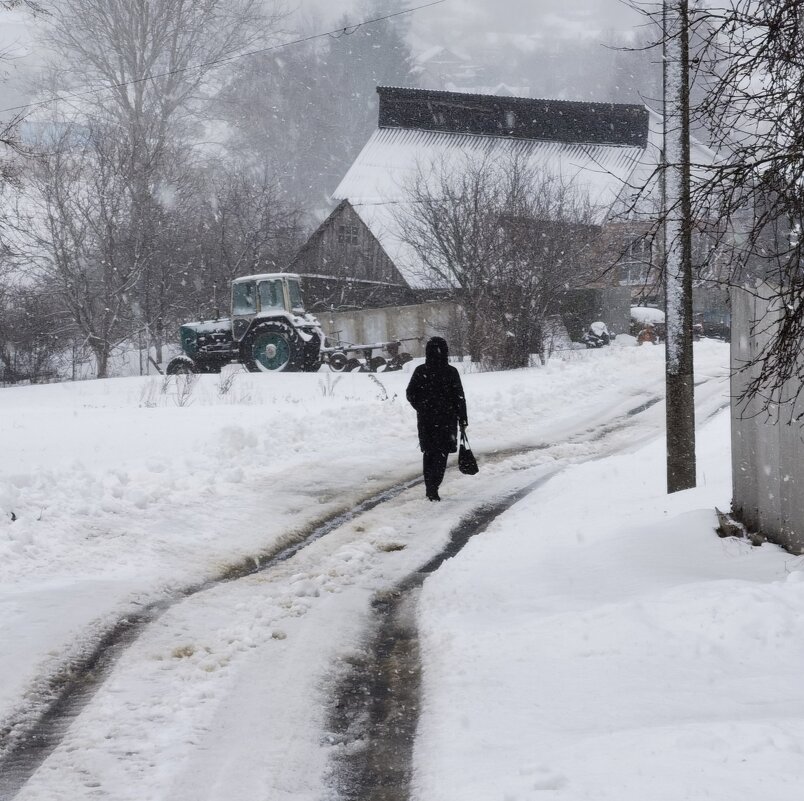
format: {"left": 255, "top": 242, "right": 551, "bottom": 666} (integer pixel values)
{"left": 290, "top": 86, "right": 714, "bottom": 307}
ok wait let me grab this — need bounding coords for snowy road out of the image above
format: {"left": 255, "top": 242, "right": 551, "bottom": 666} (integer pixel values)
{"left": 0, "top": 348, "right": 732, "bottom": 800}
{"left": 0, "top": 342, "right": 748, "bottom": 800}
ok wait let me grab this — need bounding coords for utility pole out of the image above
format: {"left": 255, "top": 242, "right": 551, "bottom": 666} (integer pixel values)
{"left": 663, "top": 0, "right": 696, "bottom": 493}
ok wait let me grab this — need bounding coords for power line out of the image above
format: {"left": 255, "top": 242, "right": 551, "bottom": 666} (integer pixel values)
{"left": 0, "top": 0, "right": 447, "bottom": 116}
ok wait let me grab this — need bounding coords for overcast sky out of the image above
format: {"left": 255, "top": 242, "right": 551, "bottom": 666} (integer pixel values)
{"left": 0, "top": 1, "right": 648, "bottom": 112}
{"left": 299, "top": 0, "right": 645, "bottom": 49}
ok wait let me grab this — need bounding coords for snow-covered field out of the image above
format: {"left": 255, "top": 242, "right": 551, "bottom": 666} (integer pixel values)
{"left": 2, "top": 340, "right": 802, "bottom": 799}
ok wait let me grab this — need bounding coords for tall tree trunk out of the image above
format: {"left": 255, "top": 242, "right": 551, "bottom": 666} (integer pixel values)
{"left": 464, "top": 303, "right": 484, "bottom": 363}
{"left": 93, "top": 342, "right": 110, "bottom": 378}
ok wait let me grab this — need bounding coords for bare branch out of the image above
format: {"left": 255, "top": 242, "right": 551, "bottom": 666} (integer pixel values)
{"left": 393, "top": 152, "right": 600, "bottom": 368}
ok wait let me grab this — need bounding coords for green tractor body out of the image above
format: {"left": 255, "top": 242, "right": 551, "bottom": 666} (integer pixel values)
{"left": 166, "top": 273, "right": 325, "bottom": 374}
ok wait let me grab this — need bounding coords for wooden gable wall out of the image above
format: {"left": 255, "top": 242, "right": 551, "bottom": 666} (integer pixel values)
{"left": 290, "top": 201, "right": 409, "bottom": 287}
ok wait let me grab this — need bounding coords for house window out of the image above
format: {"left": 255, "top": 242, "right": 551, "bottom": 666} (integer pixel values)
{"left": 337, "top": 224, "right": 359, "bottom": 246}
{"left": 617, "top": 235, "right": 653, "bottom": 286}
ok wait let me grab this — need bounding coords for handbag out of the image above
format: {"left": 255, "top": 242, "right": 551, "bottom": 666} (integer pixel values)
{"left": 458, "top": 429, "right": 479, "bottom": 475}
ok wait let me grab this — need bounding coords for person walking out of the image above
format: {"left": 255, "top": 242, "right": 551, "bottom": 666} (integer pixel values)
{"left": 406, "top": 336, "right": 468, "bottom": 501}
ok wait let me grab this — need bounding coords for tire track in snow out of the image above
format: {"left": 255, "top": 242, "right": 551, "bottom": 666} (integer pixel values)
{"left": 0, "top": 479, "right": 423, "bottom": 799}
{"left": 327, "top": 469, "right": 559, "bottom": 801}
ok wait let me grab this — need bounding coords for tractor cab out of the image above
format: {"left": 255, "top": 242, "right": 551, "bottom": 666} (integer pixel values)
{"left": 231, "top": 273, "right": 305, "bottom": 341}
{"left": 228, "top": 272, "right": 324, "bottom": 372}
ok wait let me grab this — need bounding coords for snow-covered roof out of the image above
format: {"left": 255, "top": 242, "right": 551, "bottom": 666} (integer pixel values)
{"left": 412, "top": 45, "right": 472, "bottom": 65}
{"left": 335, "top": 127, "right": 643, "bottom": 207}
{"left": 232, "top": 272, "right": 301, "bottom": 284}
{"left": 333, "top": 127, "right": 645, "bottom": 289}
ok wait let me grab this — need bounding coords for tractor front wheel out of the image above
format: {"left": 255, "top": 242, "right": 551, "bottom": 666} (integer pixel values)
{"left": 242, "top": 322, "right": 300, "bottom": 373}
{"left": 166, "top": 355, "right": 197, "bottom": 375}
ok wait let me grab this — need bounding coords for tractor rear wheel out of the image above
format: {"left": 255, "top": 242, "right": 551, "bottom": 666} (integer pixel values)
{"left": 242, "top": 322, "right": 300, "bottom": 373}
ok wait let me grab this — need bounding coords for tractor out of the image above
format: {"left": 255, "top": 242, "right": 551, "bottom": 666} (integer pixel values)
{"left": 165, "top": 273, "right": 414, "bottom": 374}
{"left": 166, "top": 273, "right": 324, "bottom": 374}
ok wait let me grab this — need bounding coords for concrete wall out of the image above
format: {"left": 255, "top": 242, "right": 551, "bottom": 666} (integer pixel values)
{"left": 321, "top": 289, "right": 631, "bottom": 359}
{"left": 320, "top": 301, "right": 461, "bottom": 359}
{"left": 731, "top": 285, "right": 804, "bottom": 554}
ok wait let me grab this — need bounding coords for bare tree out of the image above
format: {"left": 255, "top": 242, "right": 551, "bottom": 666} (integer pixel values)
{"left": 487, "top": 166, "right": 599, "bottom": 368}
{"left": 626, "top": 1, "right": 804, "bottom": 411}
{"left": 0, "top": 0, "right": 44, "bottom": 9}
{"left": 13, "top": 125, "right": 141, "bottom": 378}
{"left": 395, "top": 154, "right": 599, "bottom": 368}
{"left": 183, "top": 164, "right": 304, "bottom": 320}
{"left": 0, "top": 282, "right": 66, "bottom": 384}
{"left": 42, "top": 0, "right": 272, "bottom": 134}
{"left": 395, "top": 155, "right": 513, "bottom": 364}
{"left": 0, "top": 1, "right": 48, "bottom": 181}
{"left": 36, "top": 0, "right": 282, "bottom": 360}
{"left": 692, "top": 1, "right": 804, "bottom": 410}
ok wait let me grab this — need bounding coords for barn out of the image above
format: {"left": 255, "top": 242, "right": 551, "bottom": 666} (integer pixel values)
{"left": 291, "top": 86, "right": 718, "bottom": 337}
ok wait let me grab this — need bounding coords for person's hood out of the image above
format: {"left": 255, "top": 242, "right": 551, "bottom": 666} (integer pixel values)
{"left": 425, "top": 336, "right": 449, "bottom": 369}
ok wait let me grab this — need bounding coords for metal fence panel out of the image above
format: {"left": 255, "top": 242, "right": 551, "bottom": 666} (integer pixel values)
{"left": 730, "top": 287, "right": 759, "bottom": 530}
{"left": 730, "top": 285, "right": 804, "bottom": 553}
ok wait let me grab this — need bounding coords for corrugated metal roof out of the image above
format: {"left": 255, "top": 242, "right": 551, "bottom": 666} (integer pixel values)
{"left": 333, "top": 127, "right": 646, "bottom": 289}
{"left": 375, "top": 87, "right": 650, "bottom": 147}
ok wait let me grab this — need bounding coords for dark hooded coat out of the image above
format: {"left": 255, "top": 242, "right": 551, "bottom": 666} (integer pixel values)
{"left": 406, "top": 337, "right": 468, "bottom": 454}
